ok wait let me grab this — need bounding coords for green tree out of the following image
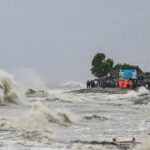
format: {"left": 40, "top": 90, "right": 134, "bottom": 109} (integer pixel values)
{"left": 113, "top": 63, "right": 142, "bottom": 73}
{"left": 91, "top": 53, "right": 114, "bottom": 77}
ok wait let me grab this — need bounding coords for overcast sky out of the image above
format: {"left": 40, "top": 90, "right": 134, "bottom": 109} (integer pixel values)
{"left": 0, "top": 0, "right": 150, "bottom": 82}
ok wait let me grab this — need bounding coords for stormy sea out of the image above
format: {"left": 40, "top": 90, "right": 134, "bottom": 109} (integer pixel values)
{"left": 0, "top": 70, "right": 150, "bottom": 150}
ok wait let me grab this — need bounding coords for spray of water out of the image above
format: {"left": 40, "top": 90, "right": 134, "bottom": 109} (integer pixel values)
{"left": 138, "top": 86, "right": 149, "bottom": 96}
{"left": 0, "top": 70, "right": 23, "bottom": 105}
{"left": 13, "top": 69, "right": 47, "bottom": 95}
{"left": 18, "top": 102, "right": 75, "bottom": 132}
{"left": 22, "top": 70, "right": 47, "bottom": 92}
{"left": 106, "top": 86, "right": 149, "bottom": 101}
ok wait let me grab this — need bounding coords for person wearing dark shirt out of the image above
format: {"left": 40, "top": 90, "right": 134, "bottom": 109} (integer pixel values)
{"left": 86, "top": 80, "right": 91, "bottom": 88}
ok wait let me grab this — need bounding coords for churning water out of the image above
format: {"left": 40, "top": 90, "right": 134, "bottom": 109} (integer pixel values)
{"left": 0, "top": 70, "right": 150, "bottom": 150}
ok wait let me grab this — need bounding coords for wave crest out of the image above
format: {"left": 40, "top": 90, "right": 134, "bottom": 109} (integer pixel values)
{"left": 0, "top": 70, "right": 22, "bottom": 105}
{"left": 18, "top": 102, "right": 75, "bottom": 132}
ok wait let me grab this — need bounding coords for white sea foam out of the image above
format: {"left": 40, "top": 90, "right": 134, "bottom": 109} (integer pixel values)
{"left": 107, "top": 87, "right": 149, "bottom": 101}
{"left": 0, "top": 76, "right": 149, "bottom": 150}
{"left": 124, "top": 90, "right": 138, "bottom": 99}
{"left": 70, "top": 144, "right": 107, "bottom": 150}
{"left": 18, "top": 102, "right": 75, "bottom": 132}
{"left": 47, "top": 86, "right": 150, "bottom": 104}
{"left": 137, "top": 86, "right": 149, "bottom": 96}
{"left": 135, "top": 138, "right": 150, "bottom": 150}
{"left": 0, "top": 116, "right": 15, "bottom": 131}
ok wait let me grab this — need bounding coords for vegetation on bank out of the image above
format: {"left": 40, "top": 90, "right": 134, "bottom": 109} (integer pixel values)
{"left": 91, "top": 53, "right": 142, "bottom": 78}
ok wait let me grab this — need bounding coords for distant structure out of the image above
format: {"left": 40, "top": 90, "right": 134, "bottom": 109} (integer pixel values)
{"left": 138, "top": 72, "right": 150, "bottom": 82}
{"left": 87, "top": 69, "right": 150, "bottom": 89}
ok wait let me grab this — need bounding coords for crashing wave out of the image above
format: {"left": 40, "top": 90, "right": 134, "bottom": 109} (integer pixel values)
{"left": 47, "top": 86, "right": 150, "bottom": 104}
{"left": 123, "top": 90, "right": 138, "bottom": 99}
{"left": 18, "top": 102, "right": 75, "bottom": 132}
{"left": 124, "top": 86, "right": 149, "bottom": 99}
{"left": 0, "top": 70, "right": 22, "bottom": 105}
{"left": 107, "top": 86, "right": 149, "bottom": 101}
{"left": 138, "top": 86, "right": 149, "bottom": 96}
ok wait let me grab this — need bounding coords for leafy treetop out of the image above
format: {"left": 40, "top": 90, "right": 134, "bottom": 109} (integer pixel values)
{"left": 91, "top": 53, "right": 114, "bottom": 78}
{"left": 91, "top": 53, "right": 142, "bottom": 78}
{"left": 114, "top": 63, "right": 142, "bottom": 73}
